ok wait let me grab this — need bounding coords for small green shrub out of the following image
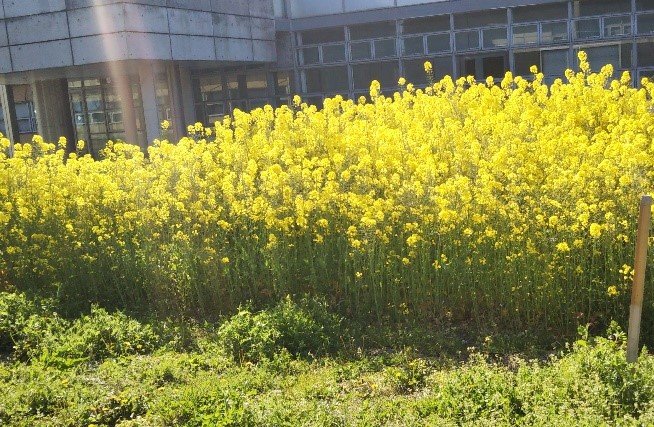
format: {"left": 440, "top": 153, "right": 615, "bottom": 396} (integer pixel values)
{"left": 38, "top": 306, "right": 160, "bottom": 366}
{"left": 0, "top": 292, "right": 67, "bottom": 360}
{"left": 217, "top": 296, "right": 342, "bottom": 362}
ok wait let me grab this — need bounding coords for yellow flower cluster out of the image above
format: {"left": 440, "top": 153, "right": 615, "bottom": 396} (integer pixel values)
{"left": 0, "top": 53, "right": 652, "bottom": 328}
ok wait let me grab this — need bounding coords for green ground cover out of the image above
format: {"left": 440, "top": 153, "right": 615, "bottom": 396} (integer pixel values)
{"left": 2, "top": 292, "right": 654, "bottom": 426}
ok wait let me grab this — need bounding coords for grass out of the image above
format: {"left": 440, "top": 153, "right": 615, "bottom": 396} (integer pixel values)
{"left": 2, "top": 292, "right": 654, "bottom": 426}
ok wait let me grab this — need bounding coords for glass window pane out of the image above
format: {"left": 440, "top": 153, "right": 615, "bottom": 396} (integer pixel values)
{"left": 426, "top": 33, "right": 450, "bottom": 53}
{"left": 301, "top": 47, "right": 319, "bottom": 65}
{"left": 574, "top": 0, "right": 631, "bottom": 17}
{"left": 350, "top": 21, "right": 396, "bottom": 40}
{"left": 351, "top": 41, "right": 372, "bottom": 60}
{"left": 513, "top": 25, "right": 538, "bottom": 45}
{"left": 197, "top": 76, "right": 223, "bottom": 102}
{"left": 483, "top": 27, "right": 507, "bottom": 49}
{"left": 246, "top": 71, "right": 268, "bottom": 98}
{"left": 638, "top": 13, "right": 654, "bottom": 35}
{"left": 542, "top": 49, "right": 569, "bottom": 76}
{"left": 305, "top": 66, "right": 349, "bottom": 92}
{"left": 454, "top": 9, "right": 507, "bottom": 29}
{"left": 374, "top": 39, "right": 397, "bottom": 58}
{"left": 403, "top": 36, "right": 424, "bottom": 55}
{"left": 322, "top": 44, "right": 346, "bottom": 62}
{"left": 637, "top": 0, "right": 654, "bottom": 11}
{"left": 300, "top": 28, "right": 344, "bottom": 45}
{"left": 15, "top": 103, "right": 31, "bottom": 119}
{"left": 638, "top": 41, "right": 654, "bottom": 66}
{"left": 402, "top": 15, "right": 450, "bottom": 35}
{"left": 604, "top": 16, "right": 632, "bottom": 37}
{"left": 541, "top": 21, "right": 568, "bottom": 43}
{"left": 403, "top": 56, "right": 453, "bottom": 84}
{"left": 352, "top": 61, "right": 399, "bottom": 90}
{"left": 482, "top": 56, "right": 506, "bottom": 78}
{"left": 513, "top": 2, "right": 568, "bottom": 23}
{"left": 455, "top": 30, "right": 480, "bottom": 51}
{"left": 514, "top": 51, "right": 541, "bottom": 75}
{"left": 575, "top": 19, "right": 600, "bottom": 39}
{"left": 578, "top": 45, "right": 625, "bottom": 71}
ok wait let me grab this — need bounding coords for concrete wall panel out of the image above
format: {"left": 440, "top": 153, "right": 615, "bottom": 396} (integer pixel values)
{"left": 0, "top": 21, "right": 7, "bottom": 47}
{"left": 249, "top": 0, "right": 274, "bottom": 18}
{"left": 211, "top": 0, "right": 249, "bottom": 16}
{"left": 171, "top": 35, "right": 216, "bottom": 60}
{"left": 252, "top": 39, "right": 276, "bottom": 62}
{"left": 251, "top": 17, "right": 275, "bottom": 40}
{"left": 126, "top": 32, "right": 171, "bottom": 60}
{"left": 0, "top": 47, "right": 10, "bottom": 73}
{"left": 123, "top": 3, "right": 169, "bottom": 34}
{"left": 11, "top": 40, "right": 73, "bottom": 71}
{"left": 68, "top": 4, "right": 126, "bottom": 38}
{"left": 3, "top": 0, "right": 67, "bottom": 18}
{"left": 7, "top": 11, "right": 70, "bottom": 45}
{"left": 213, "top": 14, "right": 252, "bottom": 39}
{"left": 72, "top": 33, "right": 129, "bottom": 63}
{"left": 167, "top": 0, "right": 211, "bottom": 11}
{"left": 215, "top": 37, "right": 253, "bottom": 61}
{"left": 168, "top": 8, "right": 213, "bottom": 36}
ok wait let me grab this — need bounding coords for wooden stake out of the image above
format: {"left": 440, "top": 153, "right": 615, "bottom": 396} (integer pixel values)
{"left": 627, "top": 195, "right": 652, "bottom": 363}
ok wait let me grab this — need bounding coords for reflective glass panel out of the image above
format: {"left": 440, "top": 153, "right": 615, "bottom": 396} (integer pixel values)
{"left": 403, "top": 36, "right": 424, "bottom": 55}
{"left": 455, "top": 30, "right": 480, "bottom": 51}
{"left": 483, "top": 28, "right": 507, "bottom": 49}
{"left": 426, "top": 33, "right": 450, "bottom": 53}
{"left": 513, "top": 25, "right": 538, "bottom": 45}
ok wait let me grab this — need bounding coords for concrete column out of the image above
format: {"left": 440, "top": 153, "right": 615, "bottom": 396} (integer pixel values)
{"left": 138, "top": 62, "right": 161, "bottom": 146}
{"left": 31, "top": 79, "right": 75, "bottom": 151}
{"left": 0, "top": 85, "right": 19, "bottom": 156}
{"left": 114, "top": 75, "right": 140, "bottom": 149}
{"left": 174, "top": 64, "right": 197, "bottom": 132}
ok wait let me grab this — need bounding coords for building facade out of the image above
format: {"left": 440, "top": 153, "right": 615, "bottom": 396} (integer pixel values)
{"left": 1, "top": 0, "right": 653, "bottom": 155}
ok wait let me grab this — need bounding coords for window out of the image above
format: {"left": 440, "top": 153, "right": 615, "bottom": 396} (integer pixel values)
{"left": 305, "top": 66, "right": 349, "bottom": 92}
{"left": 323, "top": 44, "right": 346, "bottom": 62}
{"left": 637, "top": 41, "right": 654, "bottom": 67}
{"left": 513, "top": 2, "right": 568, "bottom": 23}
{"left": 575, "top": 19, "right": 600, "bottom": 39}
{"left": 513, "top": 25, "right": 538, "bottom": 46}
{"left": 403, "top": 56, "right": 453, "bottom": 85}
{"left": 300, "top": 47, "right": 319, "bottom": 65}
{"left": 542, "top": 49, "right": 569, "bottom": 76}
{"left": 515, "top": 51, "right": 541, "bottom": 75}
{"left": 604, "top": 16, "right": 632, "bottom": 37}
{"left": 246, "top": 71, "right": 269, "bottom": 99}
{"left": 637, "top": 0, "right": 654, "bottom": 11}
{"left": 352, "top": 61, "right": 399, "bottom": 90}
{"left": 573, "top": 0, "right": 631, "bottom": 17}
{"left": 349, "top": 21, "right": 396, "bottom": 40}
{"left": 402, "top": 15, "right": 450, "bottom": 35}
{"left": 454, "top": 9, "right": 507, "bottom": 30}
{"left": 483, "top": 28, "right": 507, "bottom": 49}
{"left": 426, "top": 33, "right": 450, "bottom": 53}
{"left": 15, "top": 102, "right": 37, "bottom": 134}
{"left": 351, "top": 42, "right": 372, "bottom": 60}
{"left": 456, "top": 30, "right": 480, "bottom": 51}
{"left": 300, "top": 27, "right": 344, "bottom": 45}
{"left": 541, "top": 21, "right": 568, "bottom": 43}
{"left": 403, "top": 36, "right": 424, "bottom": 55}
{"left": 638, "top": 13, "right": 654, "bottom": 35}
{"left": 577, "top": 44, "right": 632, "bottom": 71}
{"left": 374, "top": 39, "right": 397, "bottom": 58}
